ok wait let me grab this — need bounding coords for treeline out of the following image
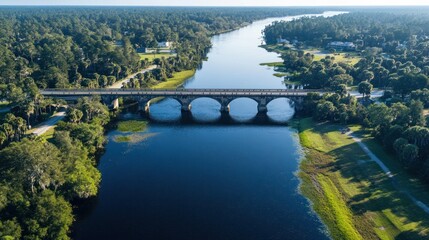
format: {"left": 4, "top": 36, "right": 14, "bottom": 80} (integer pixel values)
{"left": 267, "top": 10, "right": 429, "bottom": 185}
{"left": 0, "top": 6, "right": 323, "bottom": 91}
{"left": 264, "top": 11, "right": 429, "bottom": 88}
{"left": 280, "top": 51, "right": 429, "bottom": 94}
{"left": 0, "top": 97, "right": 109, "bottom": 239}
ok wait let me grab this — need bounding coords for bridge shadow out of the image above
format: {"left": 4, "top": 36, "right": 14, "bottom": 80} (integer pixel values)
{"left": 131, "top": 111, "right": 293, "bottom": 127}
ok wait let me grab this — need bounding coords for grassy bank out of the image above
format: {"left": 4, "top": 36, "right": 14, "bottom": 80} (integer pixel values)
{"left": 139, "top": 53, "right": 176, "bottom": 62}
{"left": 153, "top": 69, "right": 196, "bottom": 89}
{"left": 297, "top": 117, "right": 429, "bottom": 239}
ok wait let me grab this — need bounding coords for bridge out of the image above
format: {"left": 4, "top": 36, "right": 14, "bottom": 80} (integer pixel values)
{"left": 40, "top": 88, "right": 325, "bottom": 113}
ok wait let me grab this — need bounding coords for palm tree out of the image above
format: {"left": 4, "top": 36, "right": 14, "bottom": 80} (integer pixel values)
{"left": 1, "top": 123, "right": 14, "bottom": 143}
{"left": 0, "top": 131, "right": 6, "bottom": 146}
{"left": 24, "top": 101, "right": 35, "bottom": 127}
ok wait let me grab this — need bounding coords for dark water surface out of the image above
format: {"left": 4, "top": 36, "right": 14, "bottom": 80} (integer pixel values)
{"left": 73, "top": 12, "right": 343, "bottom": 240}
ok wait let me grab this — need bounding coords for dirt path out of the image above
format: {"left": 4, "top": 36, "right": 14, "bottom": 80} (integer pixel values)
{"left": 349, "top": 132, "right": 429, "bottom": 214}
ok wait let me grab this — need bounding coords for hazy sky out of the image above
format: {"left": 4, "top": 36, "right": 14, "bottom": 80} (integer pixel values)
{"left": 1, "top": 0, "right": 429, "bottom": 6}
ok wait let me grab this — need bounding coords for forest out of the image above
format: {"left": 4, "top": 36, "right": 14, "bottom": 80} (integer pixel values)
{"left": 263, "top": 11, "right": 429, "bottom": 185}
{"left": 0, "top": 6, "right": 328, "bottom": 240}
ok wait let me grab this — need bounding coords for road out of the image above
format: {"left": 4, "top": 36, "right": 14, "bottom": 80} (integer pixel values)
{"left": 349, "top": 132, "right": 429, "bottom": 214}
{"left": 349, "top": 89, "right": 385, "bottom": 98}
{"left": 30, "top": 111, "right": 66, "bottom": 136}
{"left": 108, "top": 65, "right": 157, "bottom": 89}
{"left": 29, "top": 66, "right": 157, "bottom": 136}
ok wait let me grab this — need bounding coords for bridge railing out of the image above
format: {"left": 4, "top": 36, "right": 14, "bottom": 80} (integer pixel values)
{"left": 41, "top": 88, "right": 326, "bottom": 93}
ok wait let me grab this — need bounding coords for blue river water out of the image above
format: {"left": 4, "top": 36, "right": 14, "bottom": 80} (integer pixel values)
{"left": 73, "top": 12, "right": 342, "bottom": 240}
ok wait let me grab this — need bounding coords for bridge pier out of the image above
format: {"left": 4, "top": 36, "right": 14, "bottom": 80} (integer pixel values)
{"left": 220, "top": 104, "right": 230, "bottom": 113}
{"left": 181, "top": 103, "right": 191, "bottom": 112}
{"left": 179, "top": 97, "right": 193, "bottom": 112}
{"left": 102, "top": 96, "right": 119, "bottom": 110}
{"left": 291, "top": 97, "right": 304, "bottom": 113}
{"left": 257, "top": 97, "right": 269, "bottom": 114}
{"left": 137, "top": 98, "right": 151, "bottom": 113}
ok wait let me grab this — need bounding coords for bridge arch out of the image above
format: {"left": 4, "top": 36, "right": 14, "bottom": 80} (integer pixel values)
{"left": 140, "top": 96, "right": 184, "bottom": 113}
{"left": 227, "top": 97, "right": 260, "bottom": 115}
{"left": 189, "top": 97, "right": 222, "bottom": 110}
{"left": 265, "top": 97, "right": 295, "bottom": 121}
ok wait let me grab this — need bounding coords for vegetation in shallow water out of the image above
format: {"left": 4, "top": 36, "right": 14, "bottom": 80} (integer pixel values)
{"left": 117, "top": 120, "right": 148, "bottom": 132}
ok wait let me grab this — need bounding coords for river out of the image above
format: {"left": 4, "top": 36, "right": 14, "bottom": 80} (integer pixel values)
{"left": 73, "top": 12, "right": 344, "bottom": 240}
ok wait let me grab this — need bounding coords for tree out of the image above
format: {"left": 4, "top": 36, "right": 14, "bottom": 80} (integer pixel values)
{"left": 409, "top": 100, "right": 426, "bottom": 127}
{"left": 390, "top": 102, "right": 410, "bottom": 126}
{"left": 0, "top": 219, "right": 22, "bottom": 240}
{"left": 401, "top": 144, "right": 419, "bottom": 168}
{"left": 393, "top": 137, "right": 408, "bottom": 154}
{"left": 0, "top": 139, "right": 64, "bottom": 194}
{"left": 358, "top": 81, "right": 373, "bottom": 98}
{"left": 23, "top": 190, "right": 73, "bottom": 240}
{"left": 53, "top": 131, "right": 100, "bottom": 199}
{"left": 367, "top": 103, "right": 393, "bottom": 128}
{"left": 315, "top": 101, "right": 336, "bottom": 121}
{"left": 67, "top": 108, "right": 83, "bottom": 123}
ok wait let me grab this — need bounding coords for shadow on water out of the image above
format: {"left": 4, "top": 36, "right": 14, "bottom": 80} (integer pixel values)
{"left": 143, "top": 111, "right": 292, "bottom": 126}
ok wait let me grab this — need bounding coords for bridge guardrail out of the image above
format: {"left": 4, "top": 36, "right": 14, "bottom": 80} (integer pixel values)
{"left": 41, "top": 88, "right": 327, "bottom": 93}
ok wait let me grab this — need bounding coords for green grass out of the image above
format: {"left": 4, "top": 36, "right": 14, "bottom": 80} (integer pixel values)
{"left": 298, "top": 117, "right": 429, "bottom": 240}
{"left": 353, "top": 127, "right": 429, "bottom": 206}
{"left": 152, "top": 70, "right": 195, "bottom": 89}
{"left": 117, "top": 120, "right": 148, "bottom": 132}
{"left": 304, "top": 50, "right": 361, "bottom": 65}
{"left": 139, "top": 53, "right": 176, "bottom": 62}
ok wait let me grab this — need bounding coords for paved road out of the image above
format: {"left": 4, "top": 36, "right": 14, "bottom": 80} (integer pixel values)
{"left": 349, "top": 89, "right": 384, "bottom": 98}
{"left": 108, "top": 65, "right": 157, "bottom": 89}
{"left": 349, "top": 132, "right": 429, "bottom": 214}
{"left": 31, "top": 111, "right": 66, "bottom": 136}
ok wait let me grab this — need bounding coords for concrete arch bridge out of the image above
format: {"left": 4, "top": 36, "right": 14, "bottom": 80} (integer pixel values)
{"left": 40, "top": 88, "right": 326, "bottom": 114}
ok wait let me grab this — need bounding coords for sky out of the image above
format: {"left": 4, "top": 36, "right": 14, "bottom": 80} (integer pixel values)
{"left": 1, "top": 0, "right": 429, "bottom": 6}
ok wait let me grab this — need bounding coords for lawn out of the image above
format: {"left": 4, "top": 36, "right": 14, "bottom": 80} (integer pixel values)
{"left": 152, "top": 70, "right": 195, "bottom": 89}
{"left": 298, "top": 117, "right": 429, "bottom": 239}
{"left": 305, "top": 50, "right": 361, "bottom": 65}
{"left": 139, "top": 53, "right": 176, "bottom": 62}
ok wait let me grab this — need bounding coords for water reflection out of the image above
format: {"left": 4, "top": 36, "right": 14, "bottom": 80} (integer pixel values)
{"left": 142, "top": 97, "right": 294, "bottom": 124}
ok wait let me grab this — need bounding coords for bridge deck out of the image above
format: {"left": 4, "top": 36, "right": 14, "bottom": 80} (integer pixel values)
{"left": 40, "top": 88, "right": 324, "bottom": 97}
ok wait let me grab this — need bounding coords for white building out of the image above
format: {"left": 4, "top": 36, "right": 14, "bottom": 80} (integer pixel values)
{"left": 157, "top": 41, "right": 172, "bottom": 48}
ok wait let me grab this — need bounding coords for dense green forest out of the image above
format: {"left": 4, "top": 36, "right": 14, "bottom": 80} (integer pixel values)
{"left": 264, "top": 11, "right": 429, "bottom": 184}
{"left": 0, "top": 7, "right": 328, "bottom": 239}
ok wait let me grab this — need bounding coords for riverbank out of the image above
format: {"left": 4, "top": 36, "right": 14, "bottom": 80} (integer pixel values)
{"left": 295, "top": 117, "right": 429, "bottom": 240}
{"left": 152, "top": 69, "right": 196, "bottom": 89}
